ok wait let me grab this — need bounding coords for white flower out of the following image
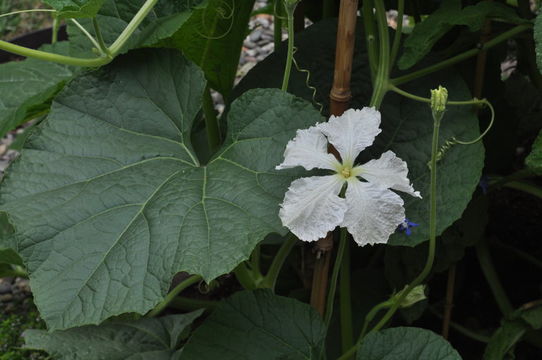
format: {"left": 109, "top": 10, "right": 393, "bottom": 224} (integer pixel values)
{"left": 276, "top": 108, "right": 421, "bottom": 246}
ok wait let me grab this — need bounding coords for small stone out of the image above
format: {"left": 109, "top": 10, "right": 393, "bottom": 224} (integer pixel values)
{"left": 249, "top": 29, "right": 263, "bottom": 42}
{"left": 245, "top": 49, "right": 258, "bottom": 57}
{"left": 261, "top": 43, "right": 275, "bottom": 53}
{"left": 244, "top": 40, "right": 256, "bottom": 48}
{"left": 257, "top": 18, "right": 270, "bottom": 28}
{"left": 0, "top": 293, "right": 13, "bottom": 302}
{"left": 0, "top": 280, "right": 12, "bottom": 294}
{"left": 0, "top": 144, "right": 7, "bottom": 156}
{"left": 256, "top": 54, "right": 266, "bottom": 61}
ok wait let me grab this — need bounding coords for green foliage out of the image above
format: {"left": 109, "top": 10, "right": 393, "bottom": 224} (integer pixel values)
{"left": 24, "top": 310, "right": 203, "bottom": 359}
{"left": 160, "top": 0, "right": 256, "bottom": 98}
{"left": 182, "top": 290, "right": 327, "bottom": 359}
{"left": 67, "top": 0, "right": 205, "bottom": 56}
{"left": 0, "top": 309, "right": 46, "bottom": 360}
{"left": 483, "top": 305, "right": 542, "bottom": 359}
{"left": 235, "top": 18, "right": 485, "bottom": 247}
{"left": 0, "top": 48, "right": 323, "bottom": 330}
{"left": 43, "top": 0, "right": 106, "bottom": 18}
{"left": 0, "top": 42, "right": 74, "bottom": 139}
{"left": 526, "top": 130, "right": 542, "bottom": 175}
{"left": 357, "top": 327, "right": 462, "bottom": 360}
{"left": 398, "top": 0, "right": 526, "bottom": 70}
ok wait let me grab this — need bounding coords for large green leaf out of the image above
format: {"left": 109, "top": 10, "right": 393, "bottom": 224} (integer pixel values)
{"left": 182, "top": 290, "right": 327, "bottom": 359}
{"left": 0, "top": 48, "right": 321, "bottom": 330}
{"left": 24, "top": 310, "right": 203, "bottom": 360}
{"left": 397, "top": 0, "right": 526, "bottom": 70}
{"left": 161, "top": 0, "right": 256, "bottom": 97}
{"left": 43, "top": 0, "right": 106, "bottom": 18}
{"left": 525, "top": 129, "right": 542, "bottom": 175}
{"left": 358, "top": 327, "right": 462, "bottom": 360}
{"left": 235, "top": 18, "right": 484, "bottom": 246}
{"left": 0, "top": 42, "right": 74, "bottom": 138}
{"left": 68, "top": 0, "right": 206, "bottom": 56}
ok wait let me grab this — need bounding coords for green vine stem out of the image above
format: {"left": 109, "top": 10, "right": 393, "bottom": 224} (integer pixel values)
{"left": 146, "top": 275, "right": 202, "bottom": 317}
{"left": 273, "top": 1, "right": 283, "bottom": 50}
{"left": 233, "top": 262, "right": 264, "bottom": 290}
{"left": 169, "top": 296, "right": 218, "bottom": 312}
{"left": 391, "top": 23, "right": 532, "bottom": 86}
{"left": 338, "top": 88, "right": 443, "bottom": 360}
{"left": 261, "top": 234, "right": 297, "bottom": 289}
{"left": 389, "top": 0, "right": 404, "bottom": 69}
{"left": 339, "top": 238, "right": 353, "bottom": 355}
{"left": 281, "top": 1, "right": 296, "bottom": 92}
{"left": 324, "top": 227, "right": 348, "bottom": 326}
{"left": 203, "top": 85, "right": 221, "bottom": 153}
{"left": 93, "top": 17, "right": 109, "bottom": 56}
{"left": 476, "top": 238, "right": 514, "bottom": 315}
{"left": 428, "top": 307, "right": 491, "bottom": 343}
{"left": 369, "top": 0, "right": 391, "bottom": 108}
{"left": 0, "top": 0, "right": 158, "bottom": 67}
{"left": 503, "top": 180, "right": 542, "bottom": 200}
{"left": 362, "top": 0, "right": 378, "bottom": 77}
{"left": 51, "top": 15, "right": 60, "bottom": 44}
{"left": 70, "top": 18, "right": 103, "bottom": 54}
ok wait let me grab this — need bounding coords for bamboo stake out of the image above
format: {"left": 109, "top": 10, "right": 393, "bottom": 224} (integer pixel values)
{"left": 310, "top": 0, "right": 359, "bottom": 316}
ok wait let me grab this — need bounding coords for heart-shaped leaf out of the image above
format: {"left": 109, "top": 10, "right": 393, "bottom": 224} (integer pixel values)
{"left": 24, "top": 310, "right": 203, "bottom": 359}
{"left": 358, "top": 327, "right": 462, "bottom": 360}
{"left": 182, "top": 290, "right": 327, "bottom": 359}
{"left": 0, "top": 49, "right": 322, "bottom": 330}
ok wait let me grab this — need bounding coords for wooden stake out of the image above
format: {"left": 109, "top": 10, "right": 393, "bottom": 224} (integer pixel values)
{"left": 310, "top": 0, "right": 359, "bottom": 316}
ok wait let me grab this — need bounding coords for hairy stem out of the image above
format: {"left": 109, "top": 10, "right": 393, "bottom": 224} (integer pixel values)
{"left": 339, "top": 234, "right": 353, "bottom": 356}
{"left": 0, "top": 0, "right": 158, "bottom": 66}
{"left": 338, "top": 94, "right": 442, "bottom": 360}
{"left": 203, "top": 85, "right": 221, "bottom": 153}
{"left": 391, "top": 23, "right": 532, "bottom": 86}
{"left": 262, "top": 234, "right": 297, "bottom": 289}
{"left": 476, "top": 238, "right": 514, "bottom": 315}
{"left": 93, "top": 18, "right": 109, "bottom": 55}
{"left": 281, "top": 4, "right": 296, "bottom": 92}
{"left": 389, "top": 0, "right": 404, "bottom": 69}
{"left": 324, "top": 228, "right": 348, "bottom": 326}
{"left": 147, "top": 275, "right": 202, "bottom": 317}
{"left": 369, "top": 0, "right": 390, "bottom": 108}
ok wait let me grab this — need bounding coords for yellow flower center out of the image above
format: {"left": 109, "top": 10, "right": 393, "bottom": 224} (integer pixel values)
{"left": 340, "top": 166, "right": 352, "bottom": 179}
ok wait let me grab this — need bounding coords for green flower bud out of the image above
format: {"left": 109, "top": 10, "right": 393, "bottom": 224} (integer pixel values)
{"left": 396, "top": 285, "right": 427, "bottom": 308}
{"left": 430, "top": 86, "right": 448, "bottom": 122}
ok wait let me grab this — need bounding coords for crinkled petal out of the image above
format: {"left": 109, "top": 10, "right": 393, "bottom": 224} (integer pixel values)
{"left": 318, "top": 108, "right": 381, "bottom": 165}
{"left": 356, "top": 150, "right": 421, "bottom": 198}
{"left": 279, "top": 175, "right": 347, "bottom": 242}
{"left": 276, "top": 126, "right": 340, "bottom": 171}
{"left": 342, "top": 178, "right": 405, "bottom": 246}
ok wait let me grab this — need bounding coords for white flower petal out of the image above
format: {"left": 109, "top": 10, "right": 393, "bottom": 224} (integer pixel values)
{"left": 342, "top": 178, "right": 405, "bottom": 246}
{"left": 276, "top": 126, "right": 340, "bottom": 171}
{"left": 279, "top": 175, "right": 347, "bottom": 242}
{"left": 318, "top": 108, "right": 381, "bottom": 165}
{"left": 356, "top": 150, "right": 421, "bottom": 198}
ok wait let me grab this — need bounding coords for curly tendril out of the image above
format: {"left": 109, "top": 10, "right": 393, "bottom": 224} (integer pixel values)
{"left": 291, "top": 47, "right": 324, "bottom": 113}
{"left": 196, "top": 0, "right": 235, "bottom": 40}
{"left": 434, "top": 99, "right": 495, "bottom": 162}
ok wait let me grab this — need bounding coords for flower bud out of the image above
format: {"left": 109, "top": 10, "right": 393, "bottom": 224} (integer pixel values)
{"left": 430, "top": 86, "right": 448, "bottom": 122}
{"left": 396, "top": 285, "right": 427, "bottom": 308}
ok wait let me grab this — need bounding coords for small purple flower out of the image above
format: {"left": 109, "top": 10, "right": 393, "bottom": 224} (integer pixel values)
{"left": 397, "top": 218, "right": 419, "bottom": 236}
